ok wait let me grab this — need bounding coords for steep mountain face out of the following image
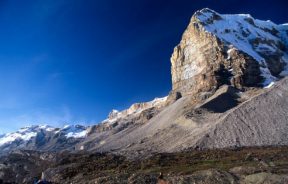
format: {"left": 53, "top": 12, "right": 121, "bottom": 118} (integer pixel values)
{"left": 1, "top": 9, "right": 288, "bottom": 159}
{"left": 79, "top": 78, "right": 287, "bottom": 157}
{"left": 77, "top": 9, "right": 288, "bottom": 157}
{"left": 170, "top": 8, "right": 288, "bottom": 97}
{"left": 1, "top": 8, "right": 288, "bottom": 183}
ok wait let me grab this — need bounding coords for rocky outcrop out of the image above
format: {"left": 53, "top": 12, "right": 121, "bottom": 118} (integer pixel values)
{"left": 1, "top": 8, "right": 288, "bottom": 184}
{"left": 171, "top": 8, "right": 288, "bottom": 97}
{"left": 104, "top": 96, "right": 167, "bottom": 123}
{"left": 86, "top": 97, "right": 167, "bottom": 135}
{"left": 2, "top": 147, "right": 288, "bottom": 184}
{"left": 1, "top": 8, "right": 288, "bottom": 158}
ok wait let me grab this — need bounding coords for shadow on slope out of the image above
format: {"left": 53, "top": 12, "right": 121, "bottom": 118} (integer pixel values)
{"left": 199, "top": 85, "right": 240, "bottom": 113}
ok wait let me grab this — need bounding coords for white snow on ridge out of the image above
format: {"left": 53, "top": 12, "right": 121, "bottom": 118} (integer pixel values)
{"left": 0, "top": 124, "right": 88, "bottom": 147}
{"left": 39, "top": 124, "right": 55, "bottom": 131}
{"left": 62, "top": 125, "right": 87, "bottom": 138}
{"left": 0, "top": 131, "right": 37, "bottom": 146}
{"left": 194, "top": 8, "right": 288, "bottom": 86}
{"left": 66, "top": 130, "right": 87, "bottom": 138}
{"left": 103, "top": 96, "right": 168, "bottom": 124}
{"left": 147, "top": 96, "right": 168, "bottom": 107}
{"left": 198, "top": 13, "right": 272, "bottom": 61}
{"left": 0, "top": 125, "right": 54, "bottom": 146}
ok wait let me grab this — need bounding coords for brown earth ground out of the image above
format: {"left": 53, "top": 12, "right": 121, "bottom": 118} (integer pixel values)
{"left": 1, "top": 146, "right": 288, "bottom": 184}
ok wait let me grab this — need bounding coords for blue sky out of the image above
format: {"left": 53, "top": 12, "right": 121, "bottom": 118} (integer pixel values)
{"left": 0, "top": 0, "right": 287, "bottom": 133}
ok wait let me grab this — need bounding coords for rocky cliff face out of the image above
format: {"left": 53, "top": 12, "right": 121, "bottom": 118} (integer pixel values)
{"left": 1, "top": 8, "right": 288, "bottom": 159}
{"left": 1, "top": 9, "right": 288, "bottom": 183}
{"left": 76, "top": 9, "right": 288, "bottom": 157}
{"left": 171, "top": 8, "right": 288, "bottom": 97}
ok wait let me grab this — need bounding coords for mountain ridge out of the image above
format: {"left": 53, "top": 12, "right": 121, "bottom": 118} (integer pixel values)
{"left": 1, "top": 8, "right": 288, "bottom": 158}
{"left": 170, "top": 8, "right": 288, "bottom": 98}
{"left": 1, "top": 8, "right": 288, "bottom": 184}
{"left": 0, "top": 97, "right": 168, "bottom": 154}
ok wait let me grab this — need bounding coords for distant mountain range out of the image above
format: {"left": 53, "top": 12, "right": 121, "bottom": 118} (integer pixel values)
{"left": 1, "top": 8, "right": 288, "bottom": 158}
{"left": 0, "top": 97, "right": 167, "bottom": 155}
{"left": 1, "top": 8, "right": 288, "bottom": 184}
{"left": 0, "top": 125, "right": 87, "bottom": 155}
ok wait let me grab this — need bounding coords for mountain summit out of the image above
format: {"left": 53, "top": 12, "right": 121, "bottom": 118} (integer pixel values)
{"left": 1, "top": 8, "right": 288, "bottom": 157}
{"left": 170, "top": 8, "right": 288, "bottom": 98}
{"left": 75, "top": 9, "right": 288, "bottom": 156}
{"left": 1, "top": 8, "right": 288, "bottom": 183}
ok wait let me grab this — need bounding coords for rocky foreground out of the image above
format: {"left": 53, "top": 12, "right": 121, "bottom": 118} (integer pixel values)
{"left": 1, "top": 147, "right": 288, "bottom": 183}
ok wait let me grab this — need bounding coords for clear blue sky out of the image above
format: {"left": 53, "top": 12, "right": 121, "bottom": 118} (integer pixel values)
{"left": 0, "top": 0, "right": 287, "bottom": 133}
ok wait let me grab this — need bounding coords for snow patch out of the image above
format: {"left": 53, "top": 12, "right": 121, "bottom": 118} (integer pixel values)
{"left": 264, "top": 81, "right": 275, "bottom": 88}
{"left": 103, "top": 96, "right": 168, "bottom": 125}
{"left": 62, "top": 125, "right": 87, "bottom": 139}
{"left": 0, "top": 131, "right": 37, "bottom": 146}
{"left": 194, "top": 9, "right": 288, "bottom": 86}
{"left": 227, "top": 47, "right": 236, "bottom": 60}
{"left": 66, "top": 130, "right": 87, "bottom": 138}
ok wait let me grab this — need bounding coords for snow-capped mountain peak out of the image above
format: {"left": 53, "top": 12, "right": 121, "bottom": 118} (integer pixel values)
{"left": 0, "top": 124, "right": 88, "bottom": 152}
{"left": 18, "top": 125, "right": 56, "bottom": 133}
{"left": 192, "top": 8, "right": 288, "bottom": 86}
{"left": 0, "top": 125, "right": 58, "bottom": 147}
{"left": 0, "top": 131, "right": 35, "bottom": 147}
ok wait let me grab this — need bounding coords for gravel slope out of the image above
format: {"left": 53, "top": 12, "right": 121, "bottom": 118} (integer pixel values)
{"left": 80, "top": 78, "right": 288, "bottom": 158}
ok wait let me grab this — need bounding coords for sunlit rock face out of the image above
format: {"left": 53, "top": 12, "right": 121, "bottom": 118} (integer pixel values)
{"left": 171, "top": 8, "right": 288, "bottom": 97}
